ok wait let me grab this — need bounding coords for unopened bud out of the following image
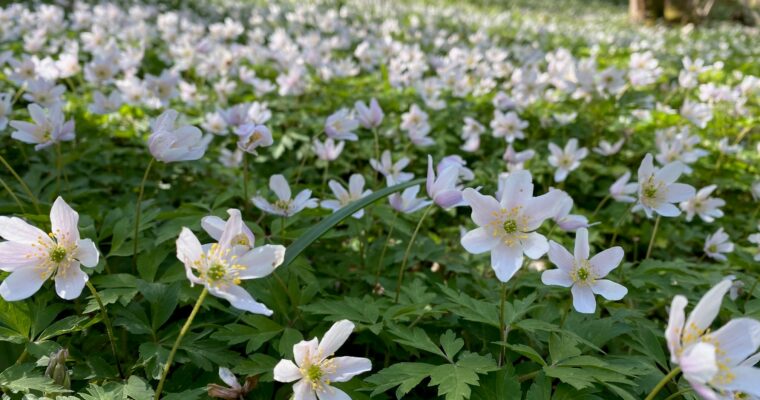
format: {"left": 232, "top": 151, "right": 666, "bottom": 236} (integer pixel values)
{"left": 45, "top": 349, "right": 70, "bottom": 389}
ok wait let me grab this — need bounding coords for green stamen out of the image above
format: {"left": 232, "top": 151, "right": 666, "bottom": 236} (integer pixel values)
{"left": 207, "top": 264, "right": 226, "bottom": 281}
{"left": 49, "top": 246, "right": 67, "bottom": 263}
{"left": 307, "top": 364, "right": 323, "bottom": 382}
{"left": 503, "top": 219, "right": 518, "bottom": 234}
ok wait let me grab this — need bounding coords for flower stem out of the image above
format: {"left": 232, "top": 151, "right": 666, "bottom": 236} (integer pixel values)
{"left": 374, "top": 212, "right": 398, "bottom": 286}
{"left": 242, "top": 152, "right": 249, "bottom": 214}
{"left": 132, "top": 158, "right": 155, "bottom": 271}
{"left": 644, "top": 366, "right": 681, "bottom": 400}
{"left": 394, "top": 204, "right": 434, "bottom": 303}
{"left": 0, "top": 154, "right": 41, "bottom": 214}
{"left": 498, "top": 282, "right": 508, "bottom": 367}
{"left": 645, "top": 215, "right": 661, "bottom": 260}
{"left": 591, "top": 194, "right": 610, "bottom": 217}
{"left": 85, "top": 280, "right": 124, "bottom": 379}
{"left": 154, "top": 287, "right": 208, "bottom": 400}
{"left": 0, "top": 176, "right": 26, "bottom": 213}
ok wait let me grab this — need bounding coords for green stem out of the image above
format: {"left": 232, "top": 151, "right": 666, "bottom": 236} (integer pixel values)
{"left": 394, "top": 204, "right": 434, "bottom": 303}
{"left": 591, "top": 194, "right": 610, "bottom": 217}
{"left": 132, "top": 158, "right": 155, "bottom": 270}
{"left": 14, "top": 349, "right": 28, "bottom": 365}
{"left": 86, "top": 280, "right": 124, "bottom": 379}
{"left": 0, "top": 176, "right": 26, "bottom": 213}
{"left": 154, "top": 287, "right": 208, "bottom": 400}
{"left": 242, "top": 152, "right": 249, "bottom": 214}
{"left": 374, "top": 212, "right": 398, "bottom": 286}
{"left": 321, "top": 163, "right": 330, "bottom": 195}
{"left": 645, "top": 215, "right": 661, "bottom": 260}
{"left": 644, "top": 366, "right": 681, "bottom": 400}
{"left": 0, "top": 154, "right": 41, "bottom": 214}
{"left": 663, "top": 387, "right": 692, "bottom": 400}
{"left": 498, "top": 282, "right": 508, "bottom": 367}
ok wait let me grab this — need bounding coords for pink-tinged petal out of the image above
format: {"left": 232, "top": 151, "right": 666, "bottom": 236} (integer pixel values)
{"left": 680, "top": 342, "right": 718, "bottom": 383}
{"left": 326, "top": 356, "right": 372, "bottom": 382}
{"left": 0, "top": 266, "right": 50, "bottom": 301}
{"left": 574, "top": 228, "right": 589, "bottom": 261}
{"left": 541, "top": 269, "right": 573, "bottom": 287}
{"left": 218, "top": 367, "right": 241, "bottom": 389}
{"left": 637, "top": 153, "right": 654, "bottom": 182}
{"left": 0, "top": 241, "right": 41, "bottom": 271}
{"left": 523, "top": 190, "right": 565, "bottom": 231}
{"left": 273, "top": 360, "right": 302, "bottom": 383}
{"left": 269, "top": 174, "right": 291, "bottom": 201}
{"left": 426, "top": 155, "right": 435, "bottom": 196}
{"left": 434, "top": 166, "right": 461, "bottom": 195}
{"left": 176, "top": 228, "right": 203, "bottom": 266}
{"left": 316, "top": 386, "right": 351, "bottom": 400}
{"left": 0, "top": 216, "right": 50, "bottom": 245}
{"left": 76, "top": 238, "right": 99, "bottom": 268}
{"left": 590, "top": 279, "right": 627, "bottom": 301}
{"left": 209, "top": 284, "right": 272, "bottom": 315}
{"left": 687, "top": 381, "right": 719, "bottom": 400}
{"left": 462, "top": 188, "right": 500, "bottom": 227}
{"left": 665, "top": 183, "right": 696, "bottom": 203}
{"left": 294, "top": 338, "right": 319, "bottom": 368}
{"left": 547, "top": 241, "right": 574, "bottom": 271}
{"left": 500, "top": 170, "right": 533, "bottom": 209}
{"left": 318, "top": 320, "right": 354, "bottom": 360}
{"left": 685, "top": 279, "right": 733, "bottom": 336}
{"left": 491, "top": 243, "right": 523, "bottom": 283}
{"left": 589, "top": 247, "right": 624, "bottom": 278}
{"left": 461, "top": 227, "right": 499, "bottom": 254}
{"left": 50, "top": 197, "right": 80, "bottom": 243}
{"left": 236, "top": 245, "right": 285, "bottom": 279}
{"left": 201, "top": 216, "right": 225, "bottom": 242}
{"left": 434, "top": 190, "right": 464, "bottom": 209}
{"left": 721, "top": 365, "right": 760, "bottom": 396}
{"left": 521, "top": 232, "right": 549, "bottom": 259}
{"left": 653, "top": 202, "right": 681, "bottom": 217}
{"left": 293, "top": 378, "right": 317, "bottom": 400}
{"left": 348, "top": 174, "right": 365, "bottom": 197}
{"left": 655, "top": 161, "right": 684, "bottom": 184}
{"left": 666, "top": 295, "right": 688, "bottom": 363}
{"left": 709, "top": 318, "right": 760, "bottom": 367}
{"left": 54, "top": 263, "right": 87, "bottom": 300}
{"left": 571, "top": 285, "right": 596, "bottom": 313}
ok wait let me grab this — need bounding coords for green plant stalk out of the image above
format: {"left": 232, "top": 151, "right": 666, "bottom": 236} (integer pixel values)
{"left": 644, "top": 366, "right": 681, "bottom": 400}
{"left": 85, "top": 280, "right": 124, "bottom": 379}
{"left": 374, "top": 212, "right": 398, "bottom": 286}
{"left": 645, "top": 215, "right": 661, "bottom": 260}
{"left": 394, "top": 203, "right": 434, "bottom": 303}
{"left": 592, "top": 193, "right": 610, "bottom": 217}
{"left": 242, "top": 152, "right": 249, "bottom": 214}
{"left": 154, "top": 287, "right": 208, "bottom": 400}
{"left": 0, "top": 154, "right": 41, "bottom": 214}
{"left": 132, "top": 158, "right": 155, "bottom": 270}
{"left": 498, "top": 282, "right": 508, "bottom": 367}
{"left": 0, "top": 176, "right": 26, "bottom": 213}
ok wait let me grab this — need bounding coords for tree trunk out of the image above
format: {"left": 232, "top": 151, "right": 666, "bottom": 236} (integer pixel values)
{"left": 629, "top": 0, "right": 665, "bottom": 23}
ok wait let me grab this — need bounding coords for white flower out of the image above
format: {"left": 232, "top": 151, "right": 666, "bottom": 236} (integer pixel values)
{"left": 680, "top": 185, "right": 725, "bottom": 223}
{"left": 680, "top": 99, "right": 713, "bottom": 129}
{"left": 593, "top": 139, "right": 624, "bottom": 156}
{"left": 88, "top": 91, "right": 122, "bottom": 115}
{"left": 400, "top": 104, "right": 432, "bottom": 145}
{"left": 749, "top": 230, "right": 760, "bottom": 262}
{"left": 502, "top": 144, "right": 535, "bottom": 171}
{"left": 461, "top": 117, "right": 485, "bottom": 152}
{"left": 551, "top": 190, "right": 588, "bottom": 231}
{"left": 718, "top": 138, "right": 741, "bottom": 155}
{"left": 389, "top": 185, "right": 431, "bottom": 214}
{"left": 490, "top": 110, "right": 527, "bottom": 143}
{"left": 542, "top": 228, "right": 626, "bottom": 313}
{"left": 202, "top": 112, "right": 228, "bottom": 135}
{"left": 313, "top": 138, "right": 345, "bottom": 162}
{"left": 0, "top": 92, "right": 12, "bottom": 130}
{"left": 219, "top": 148, "right": 243, "bottom": 169}
{"left": 148, "top": 109, "right": 211, "bottom": 163}
{"left": 426, "top": 155, "right": 464, "bottom": 209}
{"left": 201, "top": 209, "right": 255, "bottom": 250}
{"left": 460, "top": 170, "right": 564, "bottom": 282}
{"left": 665, "top": 279, "right": 760, "bottom": 399}
{"left": 354, "top": 98, "right": 384, "bottom": 129}
{"left": 0, "top": 197, "right": 99, "bottom": 301}
{"left": 609, "top": 171, "right": 638, "bottom": 203}
{"left": 703, "top": 228, "right": 733, "bottom": 262}
{"left": 547, "top": 138, "right": 588, "bottom": 182}
{"left": 273, "top": 320, "right": 371, "bottom": 400}
{"left": 23, "top": 79, "right": 65, "bottom": 108}
{"left": 370, "top": 150, "right": 414, "bottom": 186}
{"left": 321, "top": 174, "right": 372, "bottom": 219}
{"left": 324, "top": 108, "right": 359, "bottom": 141}
{"left": 252, "top": 175, "right": 318, "bottom": 217}
{"left": 633, "top": 153, "right": 695, "bottom": 218}
{"left": 177, "top": 209, "right": 284, "bottom": 315}
{"left": 10, "top": 103, "right": 75, "bottom": 151}
{"left": 236, "top": 124, "right": 273, "bottom": 154}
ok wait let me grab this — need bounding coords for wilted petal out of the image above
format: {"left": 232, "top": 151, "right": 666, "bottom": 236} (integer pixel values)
{"left": 218, "top": 367, "right": 241, "bottom": 389}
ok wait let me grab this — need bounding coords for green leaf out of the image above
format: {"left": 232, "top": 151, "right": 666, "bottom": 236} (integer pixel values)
{"left": 0, "top": 297, "right": 31, "bottom": 343}
{"left": 471, "top": 367, "right": 521, "bottom": 400}
{"left": 365, "top": 362, "right": 435, "bottom": 398}
{"left": 438, "top": 285, "right": 499, "bottom": 328}
{"left": 0, "top": 364, "right": 67, "bottom": 394}
{"left": 548, "top": 333, "right": 581, "bottom": 364}
{"left": 428, "top": 353, "right": 497, "bottom": 400}
{"left": 503, "top": 343, "right": 546, "bottom": 366}
{"left": 37, "top": 315, "right": 99, "bottom": 341}
{"left": 282, "top": 178, "right": 424, "bottom": 267}
{"left": 234, "top": 353, "right": 279, "bottom": 382}
{"left": 440, "top": 330, "right": 464, "bottom": 361}
{"left": 124, "top": 376, "right": 155, "bottom": 399}
{"left": 137, "top": 281, "right": 179, "bottom": 332}
{"left": 388, "top": 325, "right": 446, "bottom": 359}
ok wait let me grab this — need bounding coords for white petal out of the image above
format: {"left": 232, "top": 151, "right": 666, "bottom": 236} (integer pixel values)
{"left": 316, "top": 386, "right": 351, "bottom": 400}
{"left": 270, "top": 174, "right": 292, "bottom": 201}
{"left": 547, "top": 241, "right": 574, "bottom": 271}
{"left": 209, "top": 284, "right": 272, "bottom": 315}
{"left": 680, "top": 342, "right": 718, "bottom": 383}
{"left": 590, "top": 279, "right": 627, "bottom": 301}
{"left": 218, "top": 209, "right": 243, "bottom": 251}
{"left": 318, "top": 320, "right": 354, "bottom": 360}
{"left": 666, "top": 295, "right": 688, "bottom": 364}
{"left": 54, "top": 264, "right": 87, "bottom": 300}
{"left": 654, "top": 202, "right": 681, "bottom": 217}
{"left": 520, "top": 232, "right": 549, "bottom": 259}
{"left": 460, "top": 227, "right": 499, "bottom": 254}
{"left": 685, "top": 279, "right": 732, "bottom": 337}
{"left": 655, "top": 161, "right": 684, "bottom": 184}
{"left": 574, "top": 228, "right": 589, "bottom": 261}
{"left": 589, "top": 247, "right": 624, "bottom": 278}
{"left": 218, "top": 367, "right": 241, "bottom": 389}
{"left": 665, "top": 183, "right": 696, "bottom": 203}
{"left": 462, "top": 188, "right": 501, "bottom": 227}
{"left": 0, "top": 216, "right": 50, "bottom": 245}
{"left": 50, "top": 197, "right": 80, "bottom": 243}
{"left": 637, "top": 154, "right": 654, "bottom": 182}
{"left": 491, "top": 243, "right": 523, "bottom": 283}
{"left": 273, "top": 360, "right": 302, "bottom": 383}
{"left": 176, "top": 228, "right": 203, "bottom": 266}
{"left": 76, "top": 238, "right": 100, "bottom": 268}
{"left": 200, "top": 216, "right": 225, "bottom": 241}
{"left": 328, "top": 180, "right": 348, "bottom": 201}
{"left": 236, "top": 245, "right": 285, "bottom": 279}
{"left": 0, "top": 241, "right": 41, "bottom": 271}
{"left": 541, "top": 269, "right": 573, "bottom": 287}
{"left": 500, "top": 170, "right": 533, "bottom": 209}
{"left": 294, "top": 338, "right": 319, "bottom": 368}
{"left": 571, "top": 285, "right": 596, "bottom": 313}
{"left": 348, "top": 174, "right": 365, "bottom": 197}
{"left": 0, "top": 266, "right": 50, "bottom": 301}
{"left": 722, "top": 365, "right": 760, "bottom": 396}
{"left": 326, "top": 356, "right": 372, "bottom": 382}
{"left": 293, "top": 379, "right": 317, "bottom": 400}
{"left": 709, "top": 318, "right": 760, "bottom": 367}
{"left": 523, "top": 190, "right": 565, "bottom": 230}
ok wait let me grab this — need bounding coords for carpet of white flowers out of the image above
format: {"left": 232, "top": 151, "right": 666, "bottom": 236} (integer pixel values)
{"left": 0, "top": 0, "right": 759, "bottom": 399}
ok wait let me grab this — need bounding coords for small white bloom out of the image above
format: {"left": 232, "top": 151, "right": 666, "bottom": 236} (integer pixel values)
{"left": 680, "top": 185, "right": 725, "bottom": 223}
{"left": 252, "top": 175, "right": 318, "bottom": 217}
{"left": 703, "top": 228, "right": 733, "bottom": 262}
{"left": 313, "top": 138, "right": 345, "bottom": 162}
{"left": 321, "top": 174, "right": 372, "bottom": 219}
{"left": 547, "top": 138, "right": 588, "bottom": 183}
{"left": 389, "top": 185, "right": 431, "bottom": 214}
{"left": 633, "top": 153, "right": 695, "bottom": 218}
{"left": 426, "top": 155, "right": 464, "bottom": 209}
{"left": 609, "top": 171, "right": 638, "bottom": 203}
{"left": 593, "top": 139, "right": 624, "bottom": 156}
{"left": 324, "top": 108, "right": 359, "bottom": 141}
{"left": 10, "top": 103, "right": 75, "bottom": 151}
{"left": 148, "top": 109, "right": 211, "bottom": 163}
{"left": 370, "top": 150, "right": 414, "bottom": 186}
{"left": 490, "top": 110, "right": 527, "bottom": 143}
{"left": 354, "top": 98, "right": 384, "bottom": 129}
{"left": 236, "top": 124, "right": 273, "bottom": 154}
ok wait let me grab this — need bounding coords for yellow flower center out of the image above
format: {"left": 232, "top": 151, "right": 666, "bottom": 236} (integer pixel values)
{"left": 207, "top": 263, "right": 226, "bottom": 282}
{"left": 503, "top": 219, "right": 518, "bottom": 234}
{"left": 49, "top": 246, "right": 67, "bottom": 263}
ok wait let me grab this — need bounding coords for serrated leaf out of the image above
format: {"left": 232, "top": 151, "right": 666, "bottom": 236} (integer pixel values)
{"left": 389, "top": 325, "right": 446, "bottom": 359}
{"left": 440, "top": 330, "right": 464, "bottom": 360}
{"left": 124, "top": 376, "right": 154, "bottom": 399}
{"left": 365, "top": 362, "right": 435, "bottom": 398}
{"left": 0, "top": 364, "right": 68, "bottom": 394}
